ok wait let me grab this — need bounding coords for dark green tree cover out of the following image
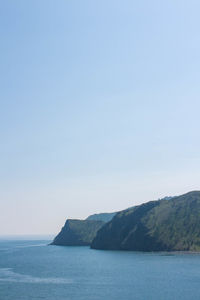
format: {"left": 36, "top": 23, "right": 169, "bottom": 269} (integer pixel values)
{"left": 91, "top": 191, "right": 200, "bottom": 251}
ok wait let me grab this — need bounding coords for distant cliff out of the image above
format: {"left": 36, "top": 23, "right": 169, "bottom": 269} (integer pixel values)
{"left": 91, "top": 191, "right": 200, "bottom": 252}
{"left": 86, "top": 212, "right": 116, "bottom": 222}
{"left": 51, "top": 219, "right": 104, "bottom": 246}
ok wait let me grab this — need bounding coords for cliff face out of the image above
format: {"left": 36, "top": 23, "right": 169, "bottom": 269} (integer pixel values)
{"left": 91, "top": 191, "right": 200, "bottom": 252}
{"left": 51, "top": 219, "right": 104, "bottom": 246}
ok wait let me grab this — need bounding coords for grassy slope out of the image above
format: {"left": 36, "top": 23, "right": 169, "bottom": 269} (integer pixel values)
{"left": 86, "top": 212, "right": 116, "bottom": 222}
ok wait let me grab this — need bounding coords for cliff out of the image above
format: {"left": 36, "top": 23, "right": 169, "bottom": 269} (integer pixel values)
{"left": 86, "top": 212, "right": 116, "bottom": 222}
{"left": 51, "top": 219, "right": 104, "bottom": 246}
{"left": 91, "top": 191, "right": 200, "bottom": 251}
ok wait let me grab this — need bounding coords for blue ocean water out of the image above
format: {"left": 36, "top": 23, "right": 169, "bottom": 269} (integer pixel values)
{"left": 0, "top": 240, "right": 200, "bottom": 300}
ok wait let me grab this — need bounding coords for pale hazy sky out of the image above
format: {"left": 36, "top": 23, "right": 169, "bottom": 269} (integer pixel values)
{"left": 0, "top": 0, "right": 200, "bottom": 235}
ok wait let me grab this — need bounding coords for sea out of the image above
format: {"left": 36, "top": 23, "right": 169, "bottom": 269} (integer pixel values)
{"left": 0, "top": 239, "right": 200, "bottom": 300}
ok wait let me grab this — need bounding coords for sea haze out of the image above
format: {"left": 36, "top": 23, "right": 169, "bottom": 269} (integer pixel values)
{"left": 1, "top": 240, "right": 200, "bottom": 300}
{"left": 0, "top": 235, "right": 55, "bottom": 241}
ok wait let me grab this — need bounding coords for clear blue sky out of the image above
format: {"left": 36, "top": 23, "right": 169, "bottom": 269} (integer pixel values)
{"left": 0, "top": 0, "right": 200, "bottom": 235}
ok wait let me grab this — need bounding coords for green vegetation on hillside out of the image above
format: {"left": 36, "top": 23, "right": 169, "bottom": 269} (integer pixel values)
{"left": 86, "top": 212, "right": 116, "bottom": 222}
{"left": 91, "top": 191, "right": 200, "bottom": 251}
{"left": 51, "top": 219, "right": 104, "bottom": 246}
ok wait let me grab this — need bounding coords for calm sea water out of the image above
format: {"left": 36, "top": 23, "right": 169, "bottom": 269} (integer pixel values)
{"left": 0, "top": 240, "right": 200, "bottom": 300}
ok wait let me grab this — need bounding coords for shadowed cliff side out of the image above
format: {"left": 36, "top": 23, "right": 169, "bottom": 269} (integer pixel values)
{"left": 91, "top": 191, "right": 200, "bottom": 252}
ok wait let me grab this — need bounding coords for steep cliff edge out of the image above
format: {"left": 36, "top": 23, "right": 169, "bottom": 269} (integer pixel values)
{"left": 51, "top": 219, "right": 104, "bottom": 246}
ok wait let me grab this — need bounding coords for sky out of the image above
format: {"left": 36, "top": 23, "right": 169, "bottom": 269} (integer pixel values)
{"left": 0, "top": 0, "right": 200, "bottom": 235}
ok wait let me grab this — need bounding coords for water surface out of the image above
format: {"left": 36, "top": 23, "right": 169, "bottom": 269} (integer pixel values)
{"left": 0, "top": 240, "right": 200, "bottom": 299}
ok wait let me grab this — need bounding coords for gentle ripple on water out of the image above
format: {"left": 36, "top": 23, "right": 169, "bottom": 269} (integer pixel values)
{"left": 1, "top": 240, "right": 200, "bottom": 300}
{"left": 0, "top": 268, "right": 73, "bottom": 284}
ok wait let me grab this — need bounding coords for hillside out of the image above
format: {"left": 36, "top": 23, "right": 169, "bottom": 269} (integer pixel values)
{"left": 51, "top": 219, "right": 104, "bottom": 246}
{"left": 91, "top": 191, "right": 200, "bottom": 251}
{"left": 86, "top": 212, "right": 116, "bottom": 222}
